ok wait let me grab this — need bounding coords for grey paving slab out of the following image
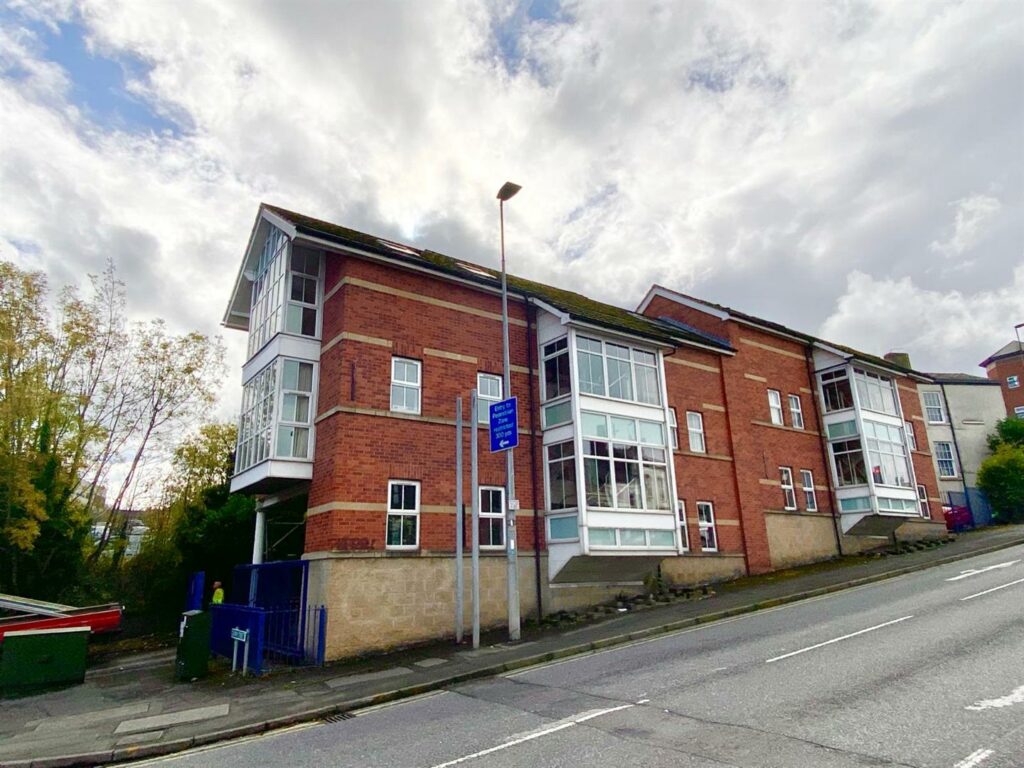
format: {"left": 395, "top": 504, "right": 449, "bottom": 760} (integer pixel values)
{"left": 114, "top": 703, "right": 230, "bottom": 735}
{"left": 29, "top": 702, "right": 152, "bottom": 731}
{"left": 413, "top": 657, "right": 449, "bottom": 668}
{"left": 324, "top": 666, "right": 412, "bottom": 689}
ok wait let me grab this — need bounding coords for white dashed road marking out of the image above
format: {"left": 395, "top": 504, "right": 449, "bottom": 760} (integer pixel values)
{"left": 953, "top": 748, "right": 994, "bottom": 768}
{"left": 960, "top": 578, "right": 1024, "bottom": 602}
{"left": 966, "top": 684, "right": 1024, "bottom": 712}
{"left": 428, "top": 703, "right": 637, "bottom": 767}
{"left": 946, "top": 560, "right": 1019, "bottom": 581}
{"left": 765, "top": 616, "right": 914, "bottom": 663}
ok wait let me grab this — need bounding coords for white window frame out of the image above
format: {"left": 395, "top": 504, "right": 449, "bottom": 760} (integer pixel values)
{"left": 276, "top": 359, "right": 315, "bottom": 460}
{"left": 545, "top": 440, "right": 577, "bottom": 511}
{"left": 677, "top": 500, "right": 689, "bottom": 552}
{"left": 581, "top": 413, "right": 670, "bottom": 512}
{"left": 391, "top": 357, "right": 422, "bottom": 415}
{"left": 904, "top": 420, "right": 917, "bottom": 451}
{"left": 477, "top": 373, "right": 502, "bottom": 424}
{"left": 696, "top": 501, "right": 717, "bottom": 553}
{"left": 917, "top": 484, "right": 930, "bottom": 518}
{"left": 386, "top": 480, "right": 420, "bottom": 550}
{"left": 575, "top": 335, "right": 662, "bottom": 406}
{"left": 768, "top": 389, "right": 784, "bottom": 426}
{"left": 542, "top": 337, "right": 571, "bottom": 402}
{"left": 284, "top": 249, "right": 320, "bottom": 338}
{"left": 1008, "top": 375, "right": 1020, "bottom": 390}
{"left": 686, "top": 411, "right": 706, "bottom": 453}
{"left": 1016, "top": 405, "right": 1024, "bottom": 419}
{"left": 800, "top": 469, "right": 817, "bottom": 512}
{"left": 669, "top": 407, "right": 679, "bottom": 451}
{"left": 923, "top": 391, "right": 946, "bottom": 424}
{"left": 788, "top": 395, "right": 804, "bottom": 430}
{"left": 479, "top": 486, "right": 506, "bottom": 550}
{"left": 780, "top": 467, "right": 797, "bottom": 511}
{"left": 935, "top": 441, "right": 958, "bottom": 478}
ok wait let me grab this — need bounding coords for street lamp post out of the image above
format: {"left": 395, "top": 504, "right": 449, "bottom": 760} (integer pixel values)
{"left": 497, "top": 180, "right": 522, "bottom": 642}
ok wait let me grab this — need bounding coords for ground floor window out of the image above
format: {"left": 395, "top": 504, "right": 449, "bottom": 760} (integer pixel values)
{"left": 697, "top": 501, "right": 717, "bottom": 552}
{"left": 386, "top": 480, "right": 419, "bottom": 548}
{"left": 479, "top": 486, "right": 505, "bottom": 549}
{"left": 917, "top": 484, "right": 930, "bottom": 518}
{"left": 780, "top": 467, "right": 797, "bottom": 510}
{"left": 801, "top": 470, "right": 817, "bottom": 512}
{"left": 677, "top": 500, "right": 689, "bottom": 551}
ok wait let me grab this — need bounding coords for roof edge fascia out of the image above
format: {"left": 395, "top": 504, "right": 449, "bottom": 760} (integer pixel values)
{"left": 637, "top": 285, "right": 730, "bottom": 320}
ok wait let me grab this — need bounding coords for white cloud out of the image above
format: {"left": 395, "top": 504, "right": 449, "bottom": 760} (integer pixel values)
{"left": 820, "top": 268, "right": 1024, "bottom": 373}
{"left": 930, "top": 194, "right": 1003, "bottom": 259}
{"left": 0, "top": 0, "right": 1021, "bottom": 412}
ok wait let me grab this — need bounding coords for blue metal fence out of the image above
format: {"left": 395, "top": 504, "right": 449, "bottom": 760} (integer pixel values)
{"left": 209, "top": 560, "right": 326, "bottom": 674}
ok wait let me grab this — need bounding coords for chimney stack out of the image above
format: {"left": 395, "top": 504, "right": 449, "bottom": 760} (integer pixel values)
{"left": 884, "top": 351, "right": 912, "bottom": 369}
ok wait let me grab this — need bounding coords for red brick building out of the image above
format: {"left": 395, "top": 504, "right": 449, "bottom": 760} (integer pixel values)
{"left": 224, "top": 204, "right": 944, "bottom": 659}
{"left": 981, "top": 340, "right": 1024, "bottom": 419}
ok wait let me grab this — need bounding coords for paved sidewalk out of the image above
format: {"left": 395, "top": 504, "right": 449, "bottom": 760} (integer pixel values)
{"left": 3, "top": 525, "right": 1023, "bottom": 768}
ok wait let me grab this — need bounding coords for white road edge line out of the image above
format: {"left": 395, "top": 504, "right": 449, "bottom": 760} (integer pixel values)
{"left": 960, "top": 578, "right": 1024, "bottom": 601}
{"left": 954, "top": 747, "right": 994, "bottom": 767}
{"left": 428, "top": 703, "right": 635, "bottom": 767}
{"left": 765, "top": 616, "right": 914, "bottom": 664}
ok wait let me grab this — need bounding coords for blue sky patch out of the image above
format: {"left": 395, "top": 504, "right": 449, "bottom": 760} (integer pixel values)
{"left": 18, "top": 13, "right": 180, "bottom": 135}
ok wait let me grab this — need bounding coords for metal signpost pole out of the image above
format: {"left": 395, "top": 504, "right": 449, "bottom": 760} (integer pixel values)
{"left": 497, "top": 181, "right": 522, "bottom": 642}
{"left": 455, "top": 397, "right": 464, "bottom": 644}
{"left": 471, "top": 390, "right": 481, "bottom": 650}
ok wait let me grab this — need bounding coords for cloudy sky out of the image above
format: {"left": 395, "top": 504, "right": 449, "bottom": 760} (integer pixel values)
{"left": 2, "top": 0, "right": 1022, "bottom": 420}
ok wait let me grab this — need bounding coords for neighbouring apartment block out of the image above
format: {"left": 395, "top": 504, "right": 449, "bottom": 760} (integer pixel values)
{"left": 223, "top": 204, "right": 948, "bottom": 660}
{"left": 915, "top": 371, "right": 1006, "bottom": 525}
{"left": 981, "top": 340, "right": 1024, "bottom": 420}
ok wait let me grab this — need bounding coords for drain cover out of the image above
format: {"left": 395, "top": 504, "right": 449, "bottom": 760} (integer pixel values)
{"left": 322, "top": 712, "right": 355, "bottom": 723}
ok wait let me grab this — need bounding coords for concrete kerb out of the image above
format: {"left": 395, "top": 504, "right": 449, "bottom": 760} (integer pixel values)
{"left": 13, "top": 533, "right": 1024, "bottom": 768}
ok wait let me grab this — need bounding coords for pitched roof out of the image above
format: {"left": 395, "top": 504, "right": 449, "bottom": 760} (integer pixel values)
{"left": 980, "top": 340, "right": 1024, "bottom": 367}
{"left": 924, "top": 372, "right": 1001, "bottom": 386}
{"left": 262, "top": 205, "right": 733, "bottom": 352}
{"left": 643, "top": 284, "right": 931, "bottom": 380}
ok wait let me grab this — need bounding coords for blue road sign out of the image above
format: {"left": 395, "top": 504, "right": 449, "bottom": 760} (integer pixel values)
{"left": 489, "top": 397, "right": 519, "bottom": 453}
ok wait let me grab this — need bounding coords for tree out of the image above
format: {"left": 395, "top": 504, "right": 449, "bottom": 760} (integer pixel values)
{"left": 977, "top": 444, "right": 1024, "bottom": 524}
{"left": 0, "top": 259, "right": 227, "bottom": 599}
{"left": 987, "top": 417, "right": 1024, "bottom": 452}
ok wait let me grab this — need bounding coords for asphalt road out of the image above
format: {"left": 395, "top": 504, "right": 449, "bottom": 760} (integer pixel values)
{"left": 132, "top": 544, "right": 1024, "bottom": 768}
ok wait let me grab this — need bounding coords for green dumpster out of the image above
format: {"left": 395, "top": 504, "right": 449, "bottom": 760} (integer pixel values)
{"left": 175, "top": 610, "right": 211, "bottom": 681}
{"left": 0, "top": 626, "right": 89, "bottom": 695}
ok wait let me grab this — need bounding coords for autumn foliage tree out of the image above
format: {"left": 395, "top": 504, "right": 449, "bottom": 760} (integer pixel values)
{"left": 0, "top": 260, "right": 225, "bottom": 599}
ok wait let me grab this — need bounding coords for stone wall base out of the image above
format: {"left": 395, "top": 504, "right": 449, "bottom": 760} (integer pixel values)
{"left": 305, "top": 552, "right": 542, "bottom": 661}
{"left": 765, "top": 513, "right": 840, "bottom": 569}
{"left": 659, "top": 554, "right": 747, "bottom": 585}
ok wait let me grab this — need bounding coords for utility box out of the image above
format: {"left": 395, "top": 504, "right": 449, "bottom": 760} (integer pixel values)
{"left": 175, "top": 610, "right": 211, "bottom": 682}
{"left": 0, "top": 627, "right": 89, "bottom": 695}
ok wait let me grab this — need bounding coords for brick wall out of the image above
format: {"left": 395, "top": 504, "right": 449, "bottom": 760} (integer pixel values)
{"left": 646, "top": 295, "right": 838, "bottom": 574}
{"left": 306, "top": 254, "right": 545, "bottom": 556}
{"left": 986, "top": 356, "right": 1024, "bottom": 415}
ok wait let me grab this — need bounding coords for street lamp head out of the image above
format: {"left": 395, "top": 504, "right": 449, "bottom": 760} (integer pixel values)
{"left": 496, "top": 181, "right": 522, "bottom": 201}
